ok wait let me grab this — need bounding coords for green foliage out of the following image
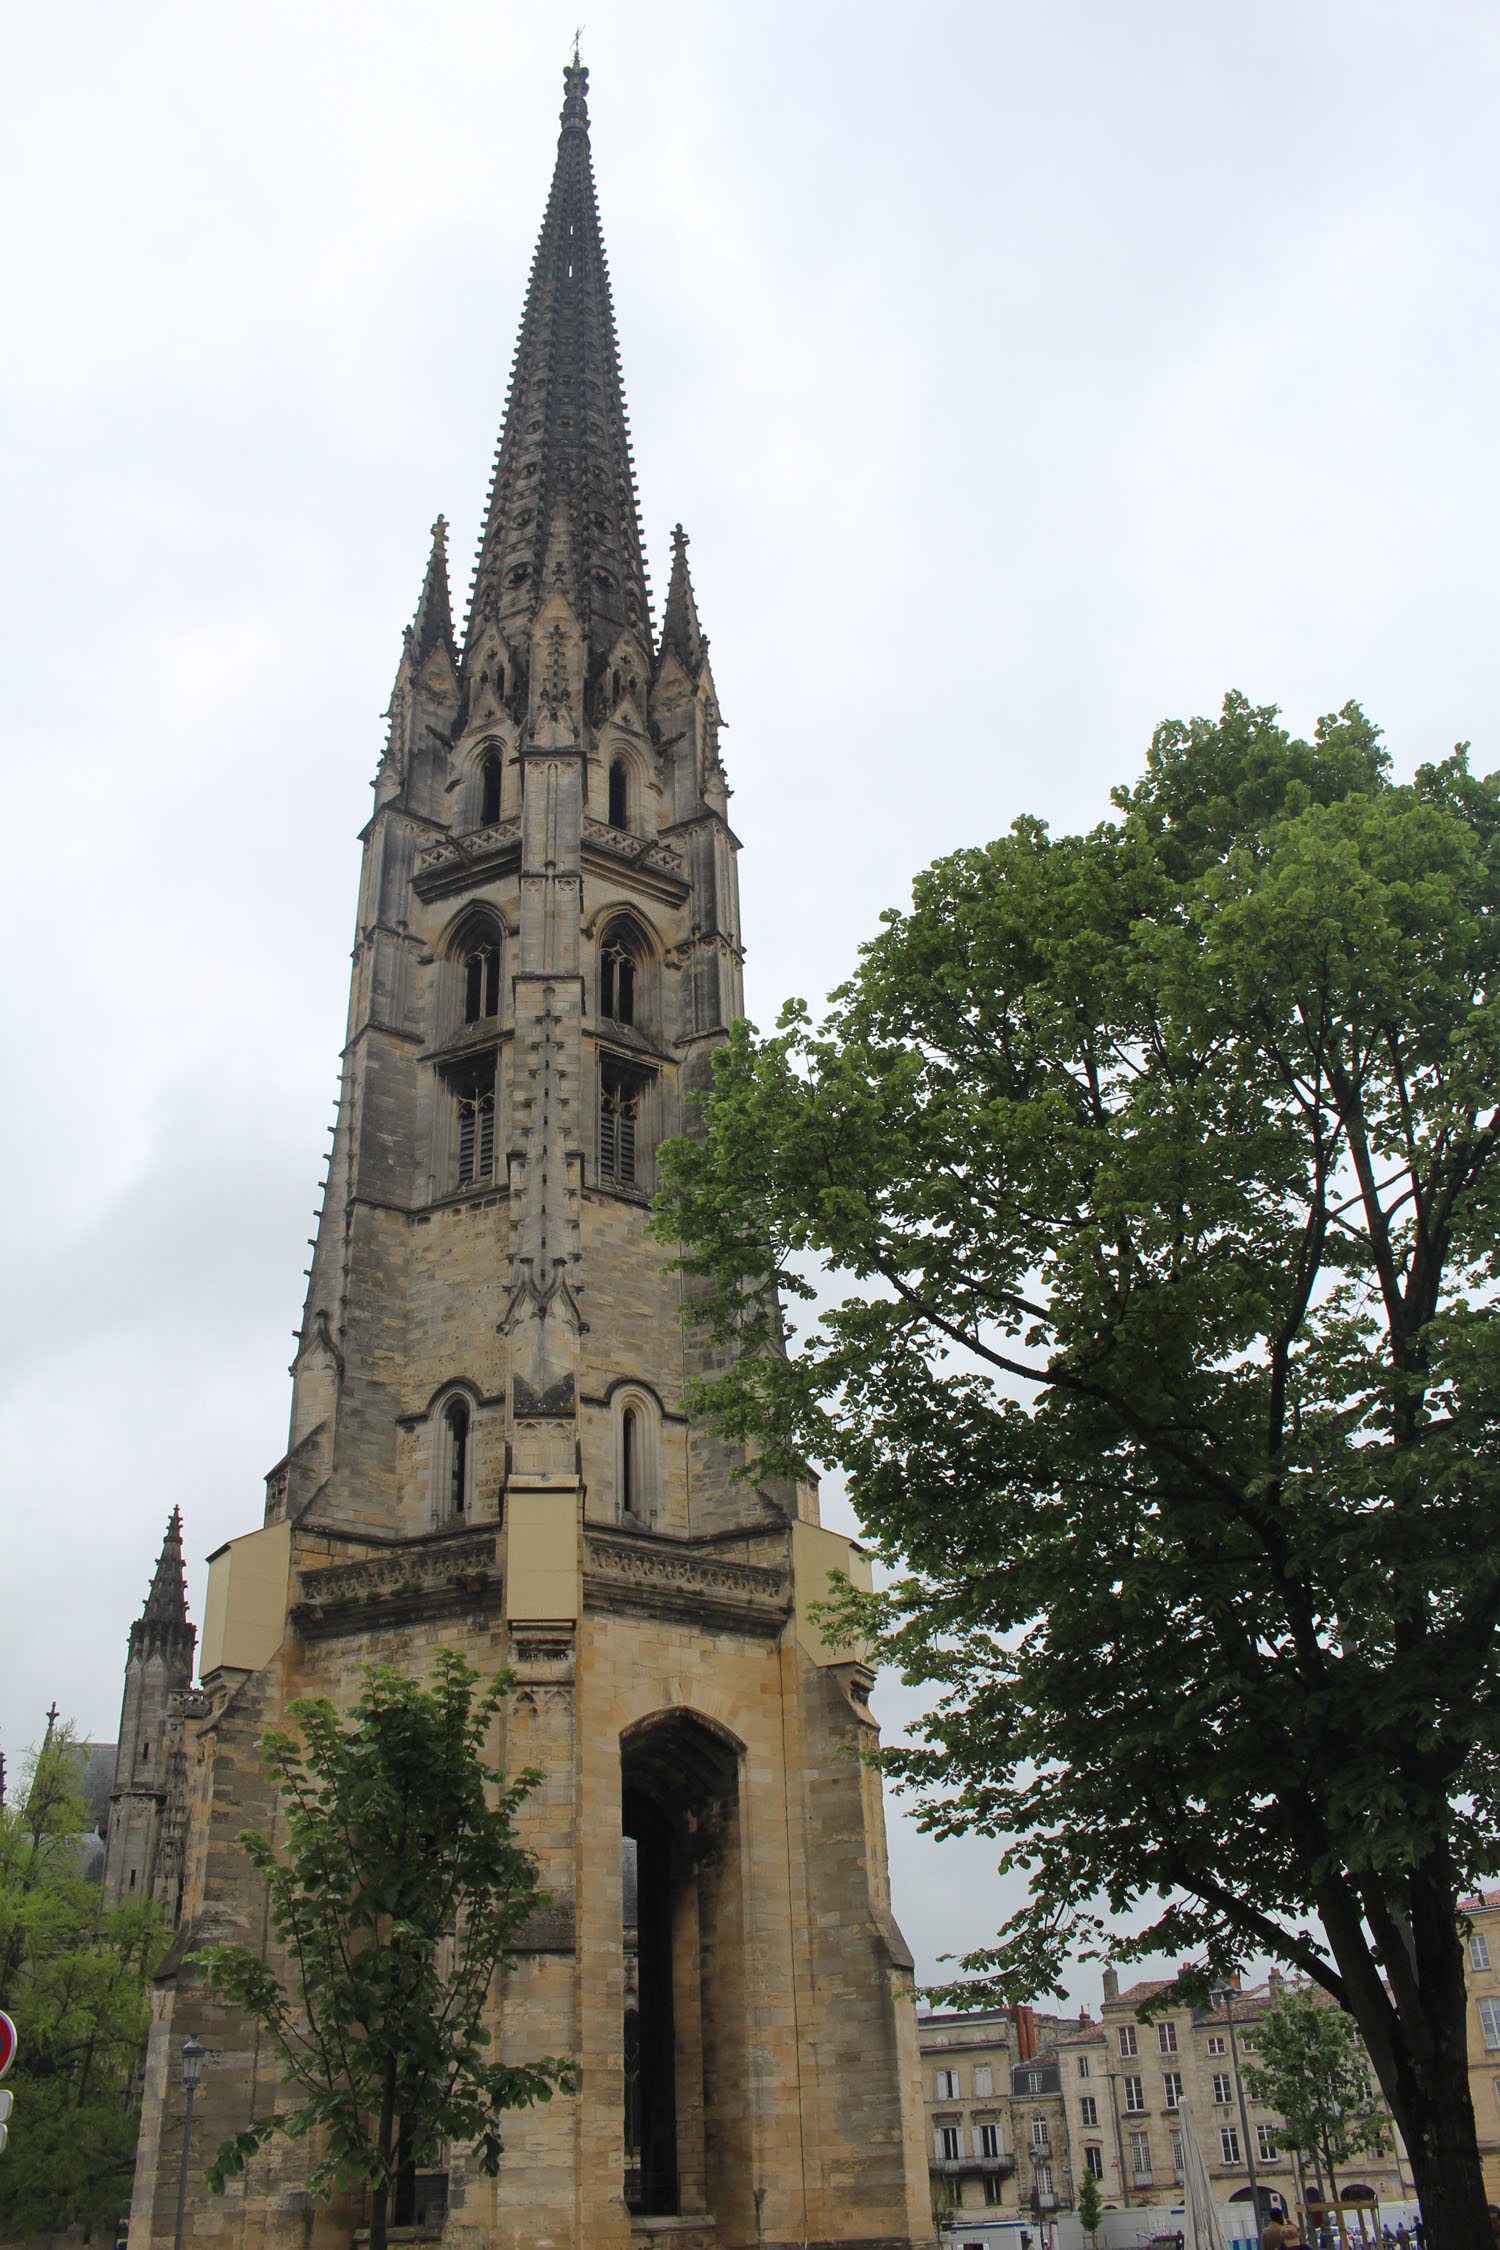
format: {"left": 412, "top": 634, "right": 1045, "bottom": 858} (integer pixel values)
{"left": 1078, "top": 2164, "right": 1104, "bottom": 2239}
{"left": 0, "top": 1724, "right": 164, "bottom": 2237}
{"left": 652, "top": 692, "right": 1500, "bottom": 2205}
{"left": 1244, "top": 1981, "right": 1391, "bottom": 2191}
{"left": 191, "top": 1650, "right": 574, "bottom": 2250}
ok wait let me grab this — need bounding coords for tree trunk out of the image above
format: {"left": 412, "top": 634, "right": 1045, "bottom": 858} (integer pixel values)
{"left": 369, "top": 2051, "right": 399, "bottom": 2250}
{"left": 1397, "top": 2049, "right": 1491, "bottom": 2250}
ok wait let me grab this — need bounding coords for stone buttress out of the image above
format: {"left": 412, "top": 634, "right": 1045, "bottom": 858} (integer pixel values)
{"left": 124, "top": 62, "right": 933, "bottom": 2250}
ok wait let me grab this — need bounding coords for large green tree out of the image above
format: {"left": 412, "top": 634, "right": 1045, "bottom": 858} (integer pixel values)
{"left": 0, "top": 1723, "right": 164, "bottom": 2237}
{"left": 193, "top": 1652, "right": 574, "bottom": 2250}
{"left": 652, "top": 696, "right": 1500, "bottom": 2250}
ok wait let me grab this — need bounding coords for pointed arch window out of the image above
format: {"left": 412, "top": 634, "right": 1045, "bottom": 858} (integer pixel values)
{"left": 600, "top": 932, "right": 636, "bottom": 1027}
{"left": 444, "top": 1399, "right": 469, "bottom": 1517}
{"left": 480, "top": 752, "right": 502, "bottom": 825}
{"left": 614, "top": 1387, "right": 661, "bottom": 1526}
{"left": 609, "top": 757, "right": 629, "bottom": 829}
{"left": 464, "top": 941, "right": 500, "bottom": 1024}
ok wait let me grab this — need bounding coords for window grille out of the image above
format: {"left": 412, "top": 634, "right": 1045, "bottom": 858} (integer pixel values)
{"left": 1163, "top": 2073, "right": 1183, "bottom": 2109}
{"left": 1035, "top": 2163, "right": 1053, "bottom": 2194}
{"left": 1077, "top": 2056, "right": 1091, "bottom": 2079}
{"left": 1129, "top": 2131, "right": 1151, "bottom": 2182}
{"left": 1030, "top": 2117, "right": 1048, "bottom": 2149}
{"left": 1206, "top": 2035, "right": 1227, "bottom": 2055}
{"left": 600, "top": 1072, "right": 639, "bottom": 1185}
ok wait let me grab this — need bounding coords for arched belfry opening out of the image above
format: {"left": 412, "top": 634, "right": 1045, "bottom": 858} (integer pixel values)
{"left": 620, "top": 1711, "right": 746, "bottom": 2224}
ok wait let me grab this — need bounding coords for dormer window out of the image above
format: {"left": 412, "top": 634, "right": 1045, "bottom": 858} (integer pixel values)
{"left": 464, "top": 943, "right": 500, "bottom": 1024}
{"left": 480, "top": 752, "right": 502, "bottom": 823}
{"left": 609, "top": 758, "right": 628, "bottom": 829}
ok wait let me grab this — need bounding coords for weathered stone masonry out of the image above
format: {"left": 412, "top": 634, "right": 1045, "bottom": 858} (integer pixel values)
{"left": 114, "top": 60, "right": 934, "bottom": 2250}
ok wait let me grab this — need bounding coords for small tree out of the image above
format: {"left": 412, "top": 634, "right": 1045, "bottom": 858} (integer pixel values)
{"left": 0, "top": 1721, "right": 164, "bottom": 2238}
{"left": 193, "top": 1651, "right": 574, "bottom": 2250}
{"left": 1244, "top": 1982, "right": 1391, "bottom": 2205}
{"left": 1078, "top": 2164, "right": 1105, "bottom": 2243}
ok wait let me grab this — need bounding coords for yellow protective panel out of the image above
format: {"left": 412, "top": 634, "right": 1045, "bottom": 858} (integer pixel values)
{"left": 200, "top": 1519, "right": 293, "bottom": 1677}
{"left": 792, "top": 1519, "right": 874, "bottom": 1665}
{"left": 506, "top": 1484, "right": 581, "bottom": 1621}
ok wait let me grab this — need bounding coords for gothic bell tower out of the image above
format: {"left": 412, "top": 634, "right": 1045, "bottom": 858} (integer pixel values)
{"left": 125, "top": 63, "right": 933, "bottom": 2250}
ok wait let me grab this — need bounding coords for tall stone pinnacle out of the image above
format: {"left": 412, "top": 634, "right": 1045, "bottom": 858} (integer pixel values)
{"left": 464, "top": 61, "right": 652, "bottom": 684}
{"left": 658, "top": 522, "right": 708, "bottom": 674}
{"left": 140, "top": 1507, "right": 189, "bottom": 1627}
{"left": 410, "top": 515, "right": 455, "bottom": 668}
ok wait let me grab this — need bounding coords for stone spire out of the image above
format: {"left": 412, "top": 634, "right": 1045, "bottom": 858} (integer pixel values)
{"left": 463, "top": 60, "right": 651, "bottom": 688}
{"left": 410, "top": 515, "right": 455, "bottom": 668}
{"left": 140, "top": 1508, "right": 189, "bottom": 1628}
{"left": 657, "top": 523, "right": 707, "bottom": 675}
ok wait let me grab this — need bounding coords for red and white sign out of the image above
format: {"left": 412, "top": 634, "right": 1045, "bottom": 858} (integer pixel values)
{"left": 0, "top": 2012, "right": 16, "bottom": 2080}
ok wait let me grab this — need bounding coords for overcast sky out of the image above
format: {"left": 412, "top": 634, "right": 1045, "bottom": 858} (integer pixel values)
{"left": 3, "top": 0, "right": 1498, "bottom": 2004}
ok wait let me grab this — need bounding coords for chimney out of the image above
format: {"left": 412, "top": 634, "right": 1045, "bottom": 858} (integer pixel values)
{"left": 1011, "top": 2004, "right": 1037, "bottom": 2061}
{"left": 1268, "top": 1967, "right": 1283, "bottom": 1992}
{"left": 1102, "top": 1967, "right": 1120, "bottom": 2006}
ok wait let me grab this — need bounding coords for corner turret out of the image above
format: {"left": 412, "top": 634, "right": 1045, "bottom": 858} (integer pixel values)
{"left": 101, "top": 1511, "right": 197, "bottom": 1921}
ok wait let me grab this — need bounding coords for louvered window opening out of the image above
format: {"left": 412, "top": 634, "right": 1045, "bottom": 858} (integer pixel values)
{"left": 600, "top": 1077, "right": 638, "bottom": 1185}
{"left": 465, "top": 944, "right": 501, "bottom": 1023}
{"left": 601, "top": 942, "right": 635, "bottom": 1025}
{"left": 458, "top": 1087, "right": 496, "bottom": 1186}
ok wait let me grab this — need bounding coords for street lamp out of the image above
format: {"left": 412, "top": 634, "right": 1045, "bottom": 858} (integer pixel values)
{"left": 1212, "top": 1985, "right": 1261, "bottom": 2232}
{"left": 172, "top": 2037, "right": 206, "bottom": 2250}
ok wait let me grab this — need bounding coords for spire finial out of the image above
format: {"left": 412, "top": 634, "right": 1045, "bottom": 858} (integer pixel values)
{"left": 659, "top": 521, "right": 708, "bottom": 674}
{"left": 141, "top": 1507, "right": 190, "bottom": 1628}
{"left": 410, "top": 515, "right": 455, "bottom": 668}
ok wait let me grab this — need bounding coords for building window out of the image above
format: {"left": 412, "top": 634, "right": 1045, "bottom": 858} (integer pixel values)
{"left": 974, "top": 2064, "right": 993, "bottom": 2097}
{"left": 1030, "top": 2117, "right": 1048, "bottom": 2150}
{"left": 1481, "top": 1998, "right": 1500, "bottom": 2050}
{"left": 1257, "top": 2125, "right": 1280, "bottom": 2162}
{"left": 1079, "top": 2097, "right": 1098, "bottom": 2128}
{"left": 979, "top": 2123, "right": 1003, "bottom": 2159}
{"left": 1085, "top": 2144, "right": 1104, "bottom": 2180}
{"left": 1206, "top": 2035, "right": 1226, "bottom": 2055}
{"left": 464, "top": 941, "right": 500, "bottom": 1023}
{"left": 600, "top": 1063, "right": 643, "bottom": 1186}
{"left": 984, "top": 2176, "right": 1005, "bottom": 2207}
{"left": 1035, "top": 2163, "right": 1053, "bottom": 2195}
{"left": 1212, "top": 2072, "right": 1233, "bottom": 2105}
{"left": 456, "top": 1075, "right": 496, "bottom": 1186}
{"left": 1118, "top": 2026, "right": 1138, "bottom": 2057}
{"left": 1220, "top": 2127, "right": 1242, "bottom": 2165}
{"left": 1130, "top": 2131, "right": 1151, "bottom": 2183}
{"left": 609, "top": 757, "right": 629, "bottom": 829}
{"left": 600, "top": 931, "right": 636, "bottom": 1025}
{"left": 1170, "top": 2130, "right": 1185, "bottom": 2176}
{"left": 937, "top": 2124, "right": 961, "bottom": 2160}
{"left": 1472, "top": 1933, "right": 1492, "bottom": 1971}
{"left": 480, "top": 751, "right": 502, "bottom": 824}
{"left": 1123, "top": 2076, "right": 1144, "bottom": 2114}
{"left": 443, "top": 1398, "right": 469, "bottom": 1516}
{"left": 934, "top": 2069, "right": 959, "bottom": 2101}
{"left": 1163, "top": 2072, "right": 1183, "bottom": 2110}
{"left": 1158, "top": 2021, "right": 1178, "bottom": 2054}
{"left": 1077, "top": 2055, "right": 1091, "bottom": 2079}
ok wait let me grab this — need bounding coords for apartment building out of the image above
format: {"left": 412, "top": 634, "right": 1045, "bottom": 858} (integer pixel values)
{"left": 1460, "top": 1888, "right": 1500, "bottom": 2199}
{"left": 918, "top": 2005, "right": 1085, "bottom": 2224}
